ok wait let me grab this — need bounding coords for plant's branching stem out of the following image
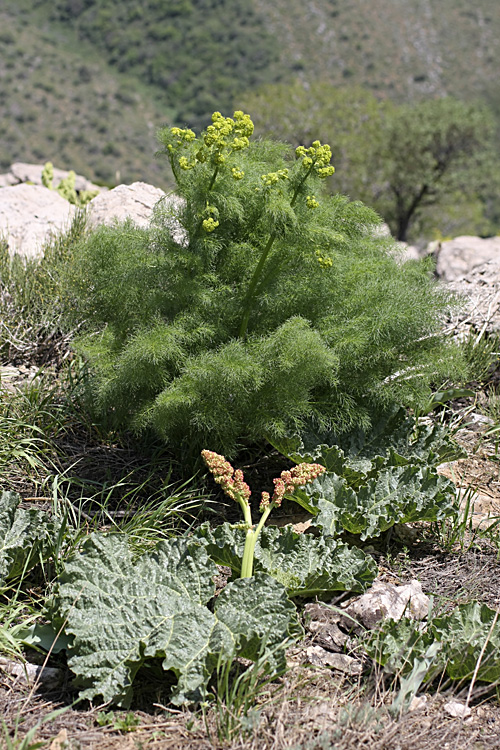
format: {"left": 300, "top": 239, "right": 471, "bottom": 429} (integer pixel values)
{"left": 207, "top": 165, "right": 220, "bottom": 193}
{"left": 238, "top": 166, "right": 314, "bottom": 339}
{"left": 240, "top": 502, "right": 275, "bottom": 578}
{"left": 240, "top": 528, "right": 257, "bottom": 578}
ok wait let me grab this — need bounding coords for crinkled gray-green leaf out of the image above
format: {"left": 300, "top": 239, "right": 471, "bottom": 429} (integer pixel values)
{"left": 193, "top": 522, "right": 246, "bottom": 575}
{"left": 365, "top": 617, "right": 437, "bottom": 676}
{"left": 368, "top": 602, "right": 500, "bottom": 685}
{"left": 0, "top": 489, "right": 60, "bottom": 584}
{"left": 214, "top": 573, "right": 303, "bottom": 671}
{"left": 432, "top": 602, "right": 500, "bottom": 683}
{"left": 274, "top": 407, "right": 464, "bottom": 488}
{"left": 303, "top": 465, "right": 458, "bottom": 540}
{"left": 52, "top": 533, "right": 299, "bottom": 706}
{"left": 195, "top": 522, "right": 377, "bottom": 597}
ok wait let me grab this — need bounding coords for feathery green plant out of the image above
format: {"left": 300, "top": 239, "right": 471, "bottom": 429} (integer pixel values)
{"left": 64, "top": 110, "right": 466, "bottom": 460}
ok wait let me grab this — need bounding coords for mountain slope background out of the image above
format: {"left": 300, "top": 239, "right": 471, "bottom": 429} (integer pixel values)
{"left": 1, "top": 0, "right": 499, "bottom": 192}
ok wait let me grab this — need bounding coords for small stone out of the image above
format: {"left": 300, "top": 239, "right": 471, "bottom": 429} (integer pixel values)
{"left": 0, "top": 657, "right": 62, "bottom": 690}
{"left": 409, "top": 695, "right": 428, "bottom": 712}
{"left": 305, "top": 645, "right": 362, "bottom": 675}
{"left": 343, "top": 579, "right": 430, "bottom": 629}
{"left": 444, "top": 700, "right": 472, "bottom": 719}
{"left": 49, "top": 729, "right": 69, "bottom": 750}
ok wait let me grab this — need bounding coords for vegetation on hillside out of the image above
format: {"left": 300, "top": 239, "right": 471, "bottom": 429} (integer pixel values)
{"left": 0, "top": 1, "right": 174, "bottom": 186}
{"left": 241, "top": 83, "right": 499, "bottom": 240}
{"left": 44, "top": 0, "right": 284, "bottom": 130}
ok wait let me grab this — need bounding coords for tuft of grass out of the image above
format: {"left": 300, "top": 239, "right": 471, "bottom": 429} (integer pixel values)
{"left": 203, "top": 643, "right": 288, "bottom": 745}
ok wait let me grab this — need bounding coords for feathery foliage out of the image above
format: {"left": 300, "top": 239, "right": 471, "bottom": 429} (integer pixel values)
{"left": 63, "top": 111, "right": 466, "bottom": 460}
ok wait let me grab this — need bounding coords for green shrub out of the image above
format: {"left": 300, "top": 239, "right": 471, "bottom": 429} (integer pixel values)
{"left": 63, "top": 111, "right": 466, "bottom": 460}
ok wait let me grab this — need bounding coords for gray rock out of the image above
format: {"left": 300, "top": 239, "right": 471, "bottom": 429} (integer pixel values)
{"left": 342, "top": 579, "right": 430, "bottom": 629}
{"left": 0, "top": 178, "right": 184, "bottom": 258}
{"left": 86, "top": 182, "right": 186, "bottom": 244}
{"left": 0, "top": 172, "right": 18, "bottom": 187}
{"left": 434, "top": 235, "right": 500, "bottom": 282}
{"left": 445, "top": 257, "right": 500, "bottom": 336}
{"left": 86, "top": 181, "right": 167, "bottom": 229}
{"left": 0, "top": 184, "right": 76, "bottom": 258}
{"left": 305, "top": 646, "right": 363, "bottom": 675}
{"left": 0, "top": 657, "right": 62, "bottom": 690}
{"left": 443, "top": 701, "right": 472, "bottom": 719}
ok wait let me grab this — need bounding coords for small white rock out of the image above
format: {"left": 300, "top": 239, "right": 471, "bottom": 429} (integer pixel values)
{"left": 409, "top": 695, "right": 428, "bottom": 712}
{"left": 443, "top": 700, "right": 472, "bottom": 719}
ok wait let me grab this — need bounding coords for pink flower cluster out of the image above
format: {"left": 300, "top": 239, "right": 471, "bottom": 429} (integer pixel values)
{"left": 260, "top": 463, "right": 326, "bottom": 509}
{"left": 201, "top": 450, "right": 251, "bottom": 504}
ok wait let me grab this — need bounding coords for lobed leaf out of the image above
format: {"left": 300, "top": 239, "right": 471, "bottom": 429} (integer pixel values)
{"left": 195, "top": 522, "right": 377, "bottom": 597}
{"left": 275, "top": 407, "right": 465, "bottom": 489}
{"left": 368, "top": 602, "right": 500, "bottom": 685}
{"left": 432, "top": 602, "right": 500, "bottom": 683}
{"left": 52, "top": 533, "right": 299, "bottom": 706}
{"left": 0, "top": 489, "right": 60, "bottom": 584}
{"left": 302, "top": 465, "right": 458, "bottom": 540}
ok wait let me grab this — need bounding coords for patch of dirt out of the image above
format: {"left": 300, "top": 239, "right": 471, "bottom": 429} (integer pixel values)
{"left": 437, "top": 419, "right": 500, "bottom": 528}
{"left": 3, "top": 664, "right": 500, "bottom": 750}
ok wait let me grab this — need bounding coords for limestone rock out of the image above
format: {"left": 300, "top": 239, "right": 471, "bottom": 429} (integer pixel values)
{"left": 86, "top": 181, "right": 167, "bottom": 229}
{"left": 0, "top": 184, "right": 76, "bottom": 258}
{"left": 305, "top": 645, "right": 363, "bottom": 675}
{"left": 434, "top": 235, "right": 500, "bottom": 282}
{"left": 444, "top": 257, "right": 500, "bottom": 336}
{"left": 86, "top": 182, "right": 186, "bottom": 244}
{"left": 0, "top": 657, "right": 62, "bottom": 690}
{"left": 443, "top": 700, "right": 472, "bottom": 719}
{"left": 342, "top": 579, "right": 430, "bottom": 629}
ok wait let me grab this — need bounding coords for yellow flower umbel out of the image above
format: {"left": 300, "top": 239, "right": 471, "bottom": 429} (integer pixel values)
{"left": 315, "top": 249, "right": 333, "bottom": 269}
{"left": 201, "top": 204, "right": 220, "bottom": 233}
{"left": 202, "top": 450, "right": 325, "bottom": 578}
{"left": 296, "top": 141, "right": 335, "bottom": 178}
{"left": 159, "top": 110, "right": 253, "bottom": 184}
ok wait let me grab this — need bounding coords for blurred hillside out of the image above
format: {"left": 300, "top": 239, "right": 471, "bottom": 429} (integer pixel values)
{"left": 1, "top": 0, "right": 499, "bottom": 190}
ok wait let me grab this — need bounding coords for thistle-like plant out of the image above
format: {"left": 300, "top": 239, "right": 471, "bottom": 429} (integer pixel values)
{"left": 202, "top": 449, "right": 325, "bottom": 577}
{"left": 64, "top": 110, "right": 466, "bottom": 460}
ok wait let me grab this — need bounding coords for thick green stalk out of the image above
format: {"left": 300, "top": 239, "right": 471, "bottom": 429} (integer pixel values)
{"left": 238, "top": 231, "right": 277, "bottom": 339}
{"left": 238, "top": 498, "right": 253, "bottom": 529}
{"left": 240, "top": 528, "right": 257, "bottom": 578}
{"left": 239, "top": 502, "right": 274, "bottom": 579}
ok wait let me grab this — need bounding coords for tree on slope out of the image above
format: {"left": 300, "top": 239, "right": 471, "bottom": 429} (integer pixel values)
{"left": 240, "top": 84, "right": 496, "bottom": 240}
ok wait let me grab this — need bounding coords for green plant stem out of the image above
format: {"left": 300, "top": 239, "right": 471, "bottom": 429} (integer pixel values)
{"left": 238, "top": 498, "right": 253, "bottom": 528}
{"left": 240, "top": 528, "right": 257, "bottom": 578}
{"left": 238, "top": 166, "right": 313, "bottom": 339}
{"left": 238, "top": 232, "right": 276, "bottom": 339}
{"left": 207, "top": 165, "right": 220, "bottom": 192}
{"left": 240, "top": 502, "right": 274, "bottom": 578}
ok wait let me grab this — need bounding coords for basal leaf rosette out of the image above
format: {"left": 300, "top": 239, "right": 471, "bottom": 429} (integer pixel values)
{"left": 432, "top": 602, "right": 500, "bottom": 683}
{"left": 368, "top": 602, "right": 500, "bottom": 685}
{"left": 195, "top": 522, "right": 377, "bottom": 598}
{"left": 52, "top": 533, "right": 300, "bottom": 706}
